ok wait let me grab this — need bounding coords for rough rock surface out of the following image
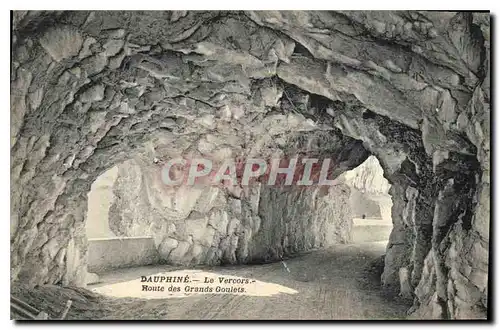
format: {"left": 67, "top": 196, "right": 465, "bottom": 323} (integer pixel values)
{"left": 11, "top": 11, "right": 490, "bottom": 319}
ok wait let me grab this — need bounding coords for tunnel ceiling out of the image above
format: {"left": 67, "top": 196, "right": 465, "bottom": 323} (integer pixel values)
{"left": 11, "top": 11, "right": 490, "bottom": 320}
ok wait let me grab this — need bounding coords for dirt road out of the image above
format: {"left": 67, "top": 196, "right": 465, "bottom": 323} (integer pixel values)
{"left": 87, "top": 241, "right": 410, "bottom": 320}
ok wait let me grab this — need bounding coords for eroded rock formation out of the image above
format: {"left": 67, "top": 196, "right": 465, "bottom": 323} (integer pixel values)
{"left": 11, "top": 11, "right": 490, "bottom": 319}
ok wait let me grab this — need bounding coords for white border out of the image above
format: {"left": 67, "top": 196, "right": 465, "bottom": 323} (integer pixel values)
{"left": 2, "top": 2, "right": 498, "bottom": 329}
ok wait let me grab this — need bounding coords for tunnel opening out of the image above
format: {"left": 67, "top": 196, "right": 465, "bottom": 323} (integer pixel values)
{"left": 86, "top": 165, "right": 118, "bottom": 239}
{"left": 10, "top": 11, "right": 489, "bottom": 320}
{"left": 85, "top": 162, "right": 161, "bottom": 284}
{"left": 80, "top": 134, "right": 377, "bottom": 279}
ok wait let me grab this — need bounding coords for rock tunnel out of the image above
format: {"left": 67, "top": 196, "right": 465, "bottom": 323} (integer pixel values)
{"left": 10, "top": 11, "right": 490, "bottom": 320}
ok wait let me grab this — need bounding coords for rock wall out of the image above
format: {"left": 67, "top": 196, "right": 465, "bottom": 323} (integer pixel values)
{"left": 107, "top": 158, "right": 353, "bottom": 266}
{"left": 10, "top": 11, "right": 490, "bottom": 319}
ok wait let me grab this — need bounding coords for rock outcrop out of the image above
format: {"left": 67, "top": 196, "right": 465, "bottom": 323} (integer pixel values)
{"left": 11, "top": 11, "right": 490, "bottom": 319}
